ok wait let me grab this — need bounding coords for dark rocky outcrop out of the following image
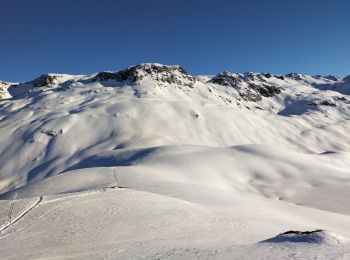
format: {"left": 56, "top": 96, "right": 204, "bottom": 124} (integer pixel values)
{"left": 210, "top": 72, "right": 281, "bottom": 102}
{"left": 209, "top": 71, "right": 242, "bottom": 87}
{"left": 320, "top": 99, "right": 337, "bottom": 107}
{"left": 240, "top": 87, "right": 262, "bottom": 102}
{"left": 92, "top": 64, "right": 196, "bottom": 87}
{"left": 280, "top": 230, "right": 323, "bottom": 235}
{"left": 27, "top": 74, "right": 63, "bottom": 88}
{"left": 313, "top": 75, "right": 339, "bottom": 81}
{"left": 274, "top": 75, "right": 285, "bottom": 80}
{"left": 285, "top": 73, "right": 303, "bottom": 80}
{"left": 333, "top": 96, "right": 350, "bottom": 104}
{"left": 92, "top": 71, "right": 125, "bottom": 82}
{"left": 249, "top": 83, "right": 281, "bottom": 98}
{"left": 264, "top": 73, "right": 284, "bottom": 80}
{"left": 325, "top": 75, "right": 339, "bottom": 81}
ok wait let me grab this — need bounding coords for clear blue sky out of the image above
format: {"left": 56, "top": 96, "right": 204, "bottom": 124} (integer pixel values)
{"left": 0, "top": 0, "right": 349, "bottom": 82}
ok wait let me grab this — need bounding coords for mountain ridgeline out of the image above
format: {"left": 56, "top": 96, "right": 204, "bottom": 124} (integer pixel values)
{"left": 1, "top": 63, "right": 349, "bottom": 104}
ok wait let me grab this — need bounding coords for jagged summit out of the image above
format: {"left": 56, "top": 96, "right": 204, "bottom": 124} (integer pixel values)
{"left": 209, "top": 71, "right": 281, "bottom": 101}
{"left": 209, "top": 71, "right": 242, "bottom": 86}
{"left": 285, "top": 72, "right": 304, "bottom": 80}
{"left": 92, "top": 63, "right": 196, "bottom": 87}
{"left": 26, "top": 74, "right": 64, "bottom": 88}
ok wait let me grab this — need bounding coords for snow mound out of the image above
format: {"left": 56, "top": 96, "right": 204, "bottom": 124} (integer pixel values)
{"left": 261, "top": 230, "right": 344, "bottom": 245}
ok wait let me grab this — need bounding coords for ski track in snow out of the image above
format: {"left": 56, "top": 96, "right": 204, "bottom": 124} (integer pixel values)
{"left": 0, "top": 196, "right": 42, "bottom": 233}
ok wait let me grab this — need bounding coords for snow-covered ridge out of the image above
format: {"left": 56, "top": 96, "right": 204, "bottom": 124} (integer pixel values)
{"left": 0, "top": 63, "right": 349, "bottom": 195}
{"left": 1, "top": 63, "right": 348, "bottom": 102}
{"left": 1, "top": 63, "right": 350, "bottom": 258}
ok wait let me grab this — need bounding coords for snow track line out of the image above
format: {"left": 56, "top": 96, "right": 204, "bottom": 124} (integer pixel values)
{"left": 103, "top": 168, "right": 127, "bottom": 190}
{"left": 113, "top": 168, "right": 120, "bottom": 188}
{"left": 0, "top": 196, "right": 42, "bottom": 232}
{"left": 6, "top": 202, "right": 14, "bottom": 224}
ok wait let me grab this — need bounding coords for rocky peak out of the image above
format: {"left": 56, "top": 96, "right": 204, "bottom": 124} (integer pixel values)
{"left": 274, "top": 75, "right": 285, "bottom": 80}
{"left": 313, "top": 75, "right": 340, "bottom": 82}
{"left": 209, "top": 71, "right": 242, "bottom": 87}
{"left": 209, "top": 71, "right": 281, "bottom": 102}
{"left": 285, "top": 73, "right": 303, "bottom": 80}
{"left": 27, "top": 74, "right": 63, "bottom": 88}
{"left": 92, "top": 63, "right": 196, "bottom": 87}
{"left": 263, "top": 73, "right": 284, "bottom": 80}
{"left": 343, "top": 75, "right": 350, "bottom": 82}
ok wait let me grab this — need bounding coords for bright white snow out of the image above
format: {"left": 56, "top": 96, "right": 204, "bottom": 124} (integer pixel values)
{"left": 0, "top": 64, "right": 350, "bottom": 259}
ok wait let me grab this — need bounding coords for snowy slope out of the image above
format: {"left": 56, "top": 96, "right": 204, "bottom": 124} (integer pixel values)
{"left": 0, "top": 64, "right": 350, "bottom": 259}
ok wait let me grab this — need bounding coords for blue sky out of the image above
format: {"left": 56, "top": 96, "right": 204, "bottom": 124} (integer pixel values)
{"left": 0, "top": 0, "right": 349, "bottom": 82}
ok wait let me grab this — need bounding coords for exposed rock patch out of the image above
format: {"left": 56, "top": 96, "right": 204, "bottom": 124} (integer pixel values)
{"left": 28, "top": 74, "right": 63, "bottom": 88}
{"left": 209, "top": 72, "right": 281, "bottom": 102}
{"left": 285, "top": 73, "right": 303, "bottom": 80}
{"left": 274, "top": 75, "right": 285, "bottom": 80}
{"left": 40, "top": 129, "right": 63, "bottom": 137}
{"left": 333, "top": 96, "right": 350, "bottom": 104}
{"left": 92, "top": 64, "right": 196, "bottom": 87}
{"left": 249, "top": 83, "right": 281, "bottom": 98}
{"left": 263, "top": 73, "right": 272, "bottom": 78}
{"left": 313, "top": 75, "right": 340, "bottom": 82}
{"left": 320, "top": 99, "right": 337, "bottom": 107}
{"left": 263, "top": 73, "right": 284, "bottom": 80}
{"left": 209, "top": 71, "right": 242, "bottom": 86}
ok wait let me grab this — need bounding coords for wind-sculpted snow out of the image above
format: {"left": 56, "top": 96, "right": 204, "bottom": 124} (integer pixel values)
{"left": 0, "top": 64, "right": 350, "bottom": 259}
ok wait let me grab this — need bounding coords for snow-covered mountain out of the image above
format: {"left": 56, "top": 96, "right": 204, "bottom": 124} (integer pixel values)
{"left": 1, "top": 63, "right": 350, "bottom": 259}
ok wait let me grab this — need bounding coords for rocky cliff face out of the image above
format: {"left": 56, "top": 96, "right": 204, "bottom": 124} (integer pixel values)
{"left": 28, "top": 74, "right": 64, "bottom": 88}
{"left": 93, "top": 63, "right": 196, "bottom": 88}
{"left": 209, "top": 71, "right": 281, "bottom": 101}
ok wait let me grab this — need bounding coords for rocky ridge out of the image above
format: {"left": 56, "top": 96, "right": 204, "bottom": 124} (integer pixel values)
{"left": 0, "top": 64, "right": 349, "bottom": 108}
{"left": 92, "top": 63, "right": 196, "bottom": 88}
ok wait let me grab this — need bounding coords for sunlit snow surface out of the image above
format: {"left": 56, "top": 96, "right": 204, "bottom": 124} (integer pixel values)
{"left": 0, "top": 65, "right": 350, "bottom": 259}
